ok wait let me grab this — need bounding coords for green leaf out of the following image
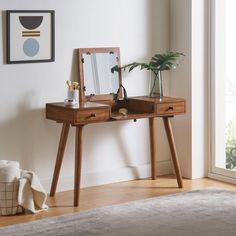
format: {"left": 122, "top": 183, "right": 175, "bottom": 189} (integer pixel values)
{"left": 112, "top": 50, "right": 185, "bottom": 79}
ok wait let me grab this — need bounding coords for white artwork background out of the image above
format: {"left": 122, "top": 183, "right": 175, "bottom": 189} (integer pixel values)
{"left": 10, "top": 12, "right": 52, "bottom": 61}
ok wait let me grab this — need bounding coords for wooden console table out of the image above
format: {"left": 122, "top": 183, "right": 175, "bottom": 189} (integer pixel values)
{"left": 46, "top": 96, "right": 186, "bottom": 206}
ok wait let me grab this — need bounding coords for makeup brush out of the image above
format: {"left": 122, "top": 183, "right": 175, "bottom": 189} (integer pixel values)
{"left": 72, "top": 82, "right": 79, "bottom": 90}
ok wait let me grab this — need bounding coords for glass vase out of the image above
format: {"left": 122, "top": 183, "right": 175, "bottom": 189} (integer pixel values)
{"left": 149, "top": 71, "right": 163, "bottom": 98}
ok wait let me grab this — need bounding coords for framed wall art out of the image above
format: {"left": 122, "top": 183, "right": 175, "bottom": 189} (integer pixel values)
{"left": 6, "top": 10, "right": 55, "bottom": 64}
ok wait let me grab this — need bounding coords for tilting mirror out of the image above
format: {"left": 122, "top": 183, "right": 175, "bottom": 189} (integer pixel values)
{"left": 77, "top": 48, "right": 121, "bottom": 102}
{"left": 83, "top": 53, "right": 119, "bottom": 95}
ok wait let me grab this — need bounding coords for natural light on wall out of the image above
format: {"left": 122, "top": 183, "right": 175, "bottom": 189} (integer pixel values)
{"left": 212, "top": 0, "right": 236, "bottom": 180}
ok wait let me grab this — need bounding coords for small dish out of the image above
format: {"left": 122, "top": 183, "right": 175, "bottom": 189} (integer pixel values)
{"left": 64, "top": 99, "right": 77, "bottom": 106}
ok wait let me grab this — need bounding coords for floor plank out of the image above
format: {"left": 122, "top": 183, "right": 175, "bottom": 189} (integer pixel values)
{"left": 0, "top": 175, "right": 235, "bottom": 227}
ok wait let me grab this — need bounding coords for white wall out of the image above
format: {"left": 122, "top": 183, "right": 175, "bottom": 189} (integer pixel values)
{"left": 0, "top": 0, "right": 172, "bottom": 192}
{"left": 170, "top": 0, "right": 209, "bottom": 178}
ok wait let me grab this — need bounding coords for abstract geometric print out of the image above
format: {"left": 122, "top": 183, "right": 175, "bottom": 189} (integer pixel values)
{"left": 19, "top": 16, "right": 43, "bottom": 57}
{"left": 7, "top": 11, "right": 55, "bottom": 63}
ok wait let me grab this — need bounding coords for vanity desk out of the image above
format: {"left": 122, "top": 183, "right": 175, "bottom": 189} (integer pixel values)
{"left": 46, "top": 48, "right": 186, "bottom": 206}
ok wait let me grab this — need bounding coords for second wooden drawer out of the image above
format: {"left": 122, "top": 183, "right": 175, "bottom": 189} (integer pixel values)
{"left": 156, "top": 101, "right": 185, "bottom": 116}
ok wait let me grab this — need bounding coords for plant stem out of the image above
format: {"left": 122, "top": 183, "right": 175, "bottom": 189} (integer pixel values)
{"left": 150, "top": 75, "right": 157, "bottom": 96}
{"left": 149, "top": 71, "right": 163, "bottom": 97}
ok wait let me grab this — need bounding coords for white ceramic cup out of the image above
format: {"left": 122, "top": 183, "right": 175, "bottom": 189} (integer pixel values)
{"left": 67, "top": 89, "right": 79, "bottom": 102}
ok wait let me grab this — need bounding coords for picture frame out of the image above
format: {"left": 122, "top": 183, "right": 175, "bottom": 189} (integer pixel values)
{"left": 6, "top": 10, "right": 55, "bottom": 64}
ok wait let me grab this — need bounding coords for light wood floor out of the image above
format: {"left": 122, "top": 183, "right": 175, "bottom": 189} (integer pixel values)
{"left": 1, "top": 175, "right": 235, "bottom": 227}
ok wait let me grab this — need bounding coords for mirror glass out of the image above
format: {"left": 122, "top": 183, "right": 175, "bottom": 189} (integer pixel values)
{"left": 83, "top": 53, "right": 119, "bottom": 96}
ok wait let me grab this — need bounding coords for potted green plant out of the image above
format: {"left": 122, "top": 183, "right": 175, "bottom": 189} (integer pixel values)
{"left": 111, "top": 51, "right": 184, "bottom": 98}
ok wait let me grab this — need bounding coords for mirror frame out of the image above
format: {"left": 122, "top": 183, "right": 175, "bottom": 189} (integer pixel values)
{"left": 77, "top": 47, "right": 122, "bottom": 102}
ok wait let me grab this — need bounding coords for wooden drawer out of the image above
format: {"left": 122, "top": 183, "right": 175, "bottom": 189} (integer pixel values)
{"left": 75, "top": 108, "right": 110, "bottom": 123}
{"left": 156, "top": 101, "right": 185, "bottom": 116}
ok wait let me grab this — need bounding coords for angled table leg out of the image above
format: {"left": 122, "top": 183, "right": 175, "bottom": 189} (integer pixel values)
{"left": 163, "top": 117, "right": 183, "bottom": 188}
{"left": 50, "top": 123, "right": 70, "bottom": 196}
{"left": 74, "top": 125, "right": 84, "bottom": 207}
{"left": 149, "top": 117, "right": 157, "bottom": 180}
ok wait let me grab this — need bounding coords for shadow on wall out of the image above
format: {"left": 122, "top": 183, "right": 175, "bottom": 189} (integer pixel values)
{"left": 148, "top": 0, "right": 170, "bottom": 52}
{"left": 0, "top": 92, "right": 142, "bottom": 179}
{"left": 0, "top": 92, "right": 59, "bottom": 172}
{"left": 83, "top": 121, "right": 143, "bottom": 178}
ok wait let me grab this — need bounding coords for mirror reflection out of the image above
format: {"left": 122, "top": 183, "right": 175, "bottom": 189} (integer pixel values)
{"left": 83, "top": 53, "right": 119, "bottom": 96}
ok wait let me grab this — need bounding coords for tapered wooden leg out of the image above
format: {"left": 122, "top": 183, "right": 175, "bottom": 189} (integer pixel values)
{"left": 149, "top": 117, "right": 157, "bottom": 180}
{"left": 163, "top": 117, "right": 183, "bottom": 188}
{"left": 74, "top": 126, "right": 83, "bottom": 207}
{"left": 50, "top": 123, "right": 70, "bottom": 196}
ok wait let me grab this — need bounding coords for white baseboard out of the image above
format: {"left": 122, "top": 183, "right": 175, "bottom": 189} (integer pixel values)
{"left": 41, "top": 160, "right": 173, "bottom": 193}
{"left": 208, "top": 172, "right": 236, "bottom": 185}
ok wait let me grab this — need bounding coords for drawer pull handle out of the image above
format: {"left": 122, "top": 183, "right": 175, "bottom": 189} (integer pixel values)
{"left": 168, "top": 106, "right": 174, "bottom": 110}
{"left": 90, "top": 113, "right": 96, "bottom": 117}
